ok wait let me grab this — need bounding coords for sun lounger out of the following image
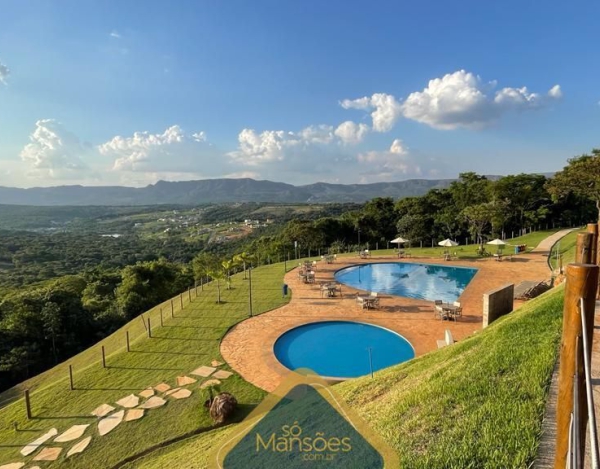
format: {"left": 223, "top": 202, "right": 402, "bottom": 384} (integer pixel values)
{"left": 437, "top": 329, "right": 455, "bottom": 348}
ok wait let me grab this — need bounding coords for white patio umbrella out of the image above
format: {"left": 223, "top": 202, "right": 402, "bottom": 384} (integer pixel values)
{"left": 487, "top": 238, "right": 507, "bottom": 253}
{"left": 391, "top": 237, "right": 409, "bottom": 244}
{"left": 438, "top": 238, "right": 459, "bottom": 247}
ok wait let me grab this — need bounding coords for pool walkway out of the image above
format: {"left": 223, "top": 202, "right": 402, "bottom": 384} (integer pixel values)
{"left": 221, "top": 237, "right": 557, "bottom": 392}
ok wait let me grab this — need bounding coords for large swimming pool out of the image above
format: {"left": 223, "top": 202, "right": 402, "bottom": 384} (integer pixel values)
{"left": 334, "top": 262, "right": 477, "bottom": 303}
{"left": 274, "top": 321, "right": 415, "bottom": 378}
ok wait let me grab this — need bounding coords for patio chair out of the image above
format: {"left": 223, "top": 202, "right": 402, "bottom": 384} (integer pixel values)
{"left": 356, "top": 295, "right": 366, "bottom": 309}
{"left": 369, "top": 291, "right": 380, "bottom": 308}
{"left": 452, "top": 307, "right": 463, "bottom": 320}
{"left": 433, "top": 299, "right": 443, "bottom": 315}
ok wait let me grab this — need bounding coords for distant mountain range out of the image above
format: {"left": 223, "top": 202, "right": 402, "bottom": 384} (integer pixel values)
{"left": 0, "top": 175, "right": 552, "bottom": 206}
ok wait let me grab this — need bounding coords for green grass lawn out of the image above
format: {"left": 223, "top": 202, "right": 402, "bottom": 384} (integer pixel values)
{"left": 127, "top": 285, "right": 565, "bottom": 469}
{"left": 333, "top": 228, "right": 562, "bottom": 261}
{"left": 549, "top": 229, "right": 582, "bottom": 270}
{"left": 0, "top": 263, "right": 290, "bottom": 468}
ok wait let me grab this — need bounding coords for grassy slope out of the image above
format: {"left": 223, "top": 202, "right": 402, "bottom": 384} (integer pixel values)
{"left": 130, "top": 286, "right": 565, "bottom": 469}
{"left": 549, "top": 229, "right": 581, "bottom": 270}
{"left": 0, "top": 263, "right": 290, "bottom": 468}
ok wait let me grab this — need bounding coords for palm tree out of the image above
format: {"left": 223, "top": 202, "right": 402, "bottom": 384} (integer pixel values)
{"left": 221, "top": 258, "right": 236, "bottom": 290}
{"left": 207, "top": 265, "right": 226, "bottom": 303}
{"left": 204, "top": 386, "right": 238, "bottom": 424}
{"left": 233, "top": 252, "right": 254, "bottom": 280}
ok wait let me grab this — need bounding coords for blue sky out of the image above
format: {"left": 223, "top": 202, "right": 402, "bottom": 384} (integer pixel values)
{"left": 0, "top": 0, "right": 598, "bottom": 187}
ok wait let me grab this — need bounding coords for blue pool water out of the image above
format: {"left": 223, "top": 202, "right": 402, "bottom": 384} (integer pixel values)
{"left": 274, "top": 321, "right": 415, "bottom": 378}
{"left": 334, "top": 262, "right": 477, "bottom": 303}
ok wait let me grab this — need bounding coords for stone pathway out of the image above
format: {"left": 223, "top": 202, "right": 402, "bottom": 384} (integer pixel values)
{"left": 11, "top": 363, "right": 223, "bottom": 466}
{"left": 532, "top": 228, "right": 578, "bottom": 252}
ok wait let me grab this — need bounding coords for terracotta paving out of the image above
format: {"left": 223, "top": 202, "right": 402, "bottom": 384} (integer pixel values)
{"left": 221, "top": 246, "right": 554, "bottom": 392}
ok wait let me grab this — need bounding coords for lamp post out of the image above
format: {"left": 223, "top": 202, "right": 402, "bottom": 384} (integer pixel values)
{"left": 358, "top": 228, "right": 361, "bottom": 249}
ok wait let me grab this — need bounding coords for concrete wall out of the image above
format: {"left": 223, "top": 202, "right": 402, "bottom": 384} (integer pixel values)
{"left": 483, "top": 283, "right": 514, "bottom": 328}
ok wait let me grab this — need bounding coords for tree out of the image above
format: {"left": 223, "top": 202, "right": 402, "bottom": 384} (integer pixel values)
{"left": 396, "top": 214, "right": 429, "bottom": 246}
{"left": 462, "top": 203, "right": 495, "bottom": 249}
{"left": 494, "top": 174, "right": 550, "bottom": 231}
{"left": 192, "top": 252, "right": 219, "bottom": 290}
{"left": 546, "top": 149, "right": 600, "bottom": 223}
{"left": 233, "top": 252, "right": 255, "bottom": 280}
{"left": 207, "top": 264, "right": 226, "bottom": 304}
{"left": 449, "top": 172, "right": 491, "bottom": 211}
{"left": 41, "top": 301, "right": 61, "bottom": 364}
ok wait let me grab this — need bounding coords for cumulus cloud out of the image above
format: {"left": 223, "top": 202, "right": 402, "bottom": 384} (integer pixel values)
{"left": 110, "top": 30, "right": 121, "bottom": 39}
{"left": 342, "top": 70, "right": 562, "bottom": 131}
{"left": 0, "top": 62, "right": 10, "bottom": 84}
{"left": 334, "top": 121, "right": 370, "bottom": 145}
{"left": 98, "top": 125, "right": 217, "bottom": 172}
{"left": 340, "top": 93, "right": 402, "bottom": 132}
{"left": 20, "top": 119, "right": 92, "bottom": 179}
{"left": 356, "top": 139, "right": 434, "bottom": 183}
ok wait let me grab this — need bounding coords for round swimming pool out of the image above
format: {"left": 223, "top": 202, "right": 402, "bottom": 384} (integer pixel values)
{"left": 334, "top": 262, "right": 477, "bottom": 303}
{"left": 274, "top": 321, "right": 415, "bottom": 378}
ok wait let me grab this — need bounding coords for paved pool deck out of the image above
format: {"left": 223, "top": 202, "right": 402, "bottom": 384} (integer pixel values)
{"left": 221, "top": 239, "right": 559, "bottom": 392}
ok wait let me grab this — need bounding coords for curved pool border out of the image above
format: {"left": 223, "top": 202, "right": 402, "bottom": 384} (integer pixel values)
{"left": 272, "top": 319, "right": 416, "bottom": 381}
{"left": 220, "top": 250, "right": 551, "bottom": 392}
{"left": 333, "top": 261, "right": 479, "bottom": 300}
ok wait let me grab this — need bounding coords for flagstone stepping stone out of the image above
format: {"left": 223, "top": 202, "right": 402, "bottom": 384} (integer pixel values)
{"left": 124, "top": 409, "right": 145, "bottom": 421}
{"left": 170, "top": 389, "right": 192, "bottom": 400}
{"left": 200, "top": 379, "right": 221, "bottom": 389}
{"left": 138, "top": 396, "right": 167, "bottom": 409}
{"left": 154, "top": 383, "right": 171, "bottom": 393}
{"left": 139, "top": 388, "right": 155, "bottom": 398}
{"left": 190, "top": 365, "right": 216, "bottom": 377}
{"left": 66, "top": 436, "right": 92, "bottom": 458}
{"left": 0, "top": 463, "right": 25, "bottom": 469}
{"left": 98, "top": 409, "right": 125, "bottom": 436}
{"left": 91, "top": 403, "right": 115, "bottom": 418}
{"left": 164, "top": 387, "right": 181, "bottom": 396}
{"left": 212, "top": 370, "right": 234, "bottom": 380}
{"left": 32, "top": 447, "right": 62, "bottom": 461}
{"left": 176, "top": 375, "right": 197, "bottom": 386}
{"left": 28, "top": 466, "right": 41, "bottom": 469}
{"left": 54, "top": 424, "right": 89, "bottom": 443}
{"left": 116, "top": 394, "right": 139, "bottom": 408}
{"left": 20, "top": 428, "right": 58, "bottom": 456}
{"left": 211, "top": 360, "right": 223, "bottom": 367}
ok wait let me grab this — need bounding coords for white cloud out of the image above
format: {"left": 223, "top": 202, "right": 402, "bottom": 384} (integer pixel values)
{"left": 0, "top": 62, "right": 10, "bottom": 84}
{"left": 334, "top": 121, "right": 370, "bottom": 145}
{"left": 20, "top": 119, "right": 92, "bottom": 179}
{"left": 340, "top": 97, "right": 371, "bottom": 110}
{"left": 110, "top": 30, "right": 121, "bottom": 39}
{"left": 548, "top": 85, "right": 562, "bottom": 99}
{"left": 342, "top": 70, "right": 562, "bottom": 131}
{"left": 98, "top": 125, "right": 217, "bottom": 172}
{"left": 340, "top": 93, "right": 402, "bottom": 132}
{"left": 357, "top": 139, "right": 430, "bottom": 183}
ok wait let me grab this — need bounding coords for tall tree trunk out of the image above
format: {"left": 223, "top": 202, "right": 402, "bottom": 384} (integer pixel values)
{"left": 216, "top": 279, "right": 221, "bottom": 303}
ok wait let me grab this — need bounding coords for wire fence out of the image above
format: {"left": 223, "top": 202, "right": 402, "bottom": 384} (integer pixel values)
{"left": 0, "top": 261, "right": 293, "bottom": 412}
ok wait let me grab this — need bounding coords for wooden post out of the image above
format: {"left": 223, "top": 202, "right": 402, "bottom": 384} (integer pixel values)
{"left": 126, "top": 331, "right": 130, "bottom": 352}
{"left": 160, "top": 309, "right": 164, "bottom": 327}
{"left": 141, "top": 314, "right": 147, "bottom": 331}
{"left": 587, "top": 223, "right": 598, "bottom": 265}
{"left": 180, "top": 293, "right": 183, "bottom": 309}
{"left": 24, "top": 389, "right": 32, "bottom": 420}
{"left": 101, "top": 346, "right": 106, "bottom": 368}
{"left": 576, "top": 232, "right": 593, "bottom": 264}
{"left": 555, "top": 263, "right": 599, "bottom": 468}
{"left": 69, "top": 365, "right": 74, "bottom": 390}
{"left": 170, "top": 299, "right": 174, "bottom": 318}
{"left": 188, "top": 289, "right": 191, "bottom": 302}
{"left": 147, "top": 318, "right": 152, "bottom": 338}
